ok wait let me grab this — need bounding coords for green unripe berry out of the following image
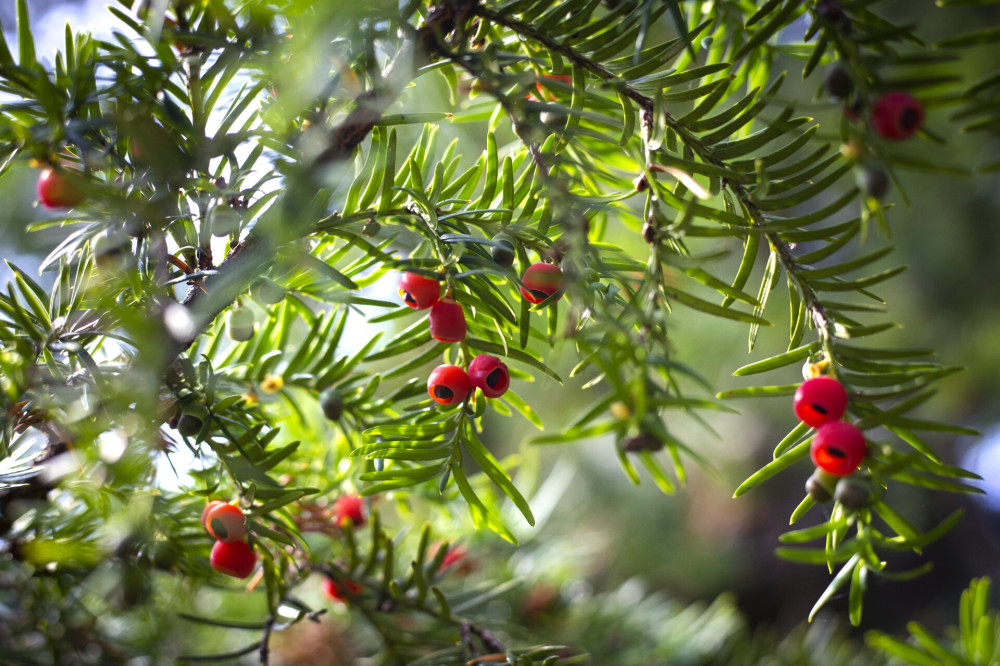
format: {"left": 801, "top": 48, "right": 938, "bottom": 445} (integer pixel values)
{"left": 209, "top": 206, "right": 241, "bottom": 237}
{"left": 540, "top": 108, "right": 567, "bottom": 128}
{"left": 491, "top": 232, "right": 516, "bottom": 267}
{"left": 177, "top": 403, "right": 208, "bottom": 437}
{"left": 150, "top": 539, "right": 180, "bottom": 569}
{"left": 228, "top": 306, "right": 255, "bottom": 342}
{"left": 860, "top": 165, "right": 890, "bottom": 200}
{"left": 824, "top": 66, "right": 852, "bottom": 100}
{"left": 512, "top": 115, "right": 548, "bottom": 144}
{"left": 320, "top": 388, "right": 344, "bottom": 421}
{"left": 252, "top": 277, "right": 285, "bottom": 305}
{"left": 805, "top": 470, "right": 835, "bottom": 503}
{"left": 834, "top": 476, "right": 873, "bottom": 510}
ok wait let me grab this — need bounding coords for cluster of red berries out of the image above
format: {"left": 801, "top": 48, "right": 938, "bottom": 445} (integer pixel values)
{"left": 827, "top": 71, "right": 925, "bottom": 144}
{"left": 398, "top": 271, "right": 466, "bottom": 341}
{"left": 793, "top": 376, "right": 871, "bottom": 507}
{"left": 828, "top": 78, "right": 924, "bottom": 200}
{"left": 427, "top": 355, "right": 511, "bottom": 406}
{"left": 201, "top": 501, "right": 256, "bottom": 579}
{"left": 398, "top": 263, "right": 564, "bottom": 407}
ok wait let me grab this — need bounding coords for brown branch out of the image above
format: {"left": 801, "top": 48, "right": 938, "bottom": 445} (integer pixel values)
{"left": 259, "top": 617, "right": 275, "bottom": 666}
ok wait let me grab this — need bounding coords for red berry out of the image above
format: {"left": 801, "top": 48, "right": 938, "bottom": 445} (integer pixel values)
{"left": 871, "top": 92, "right": 924, "bottom": 141}
{"left": 205, "top": 502, "right": 247, "bottom": 543}
{"left": 200, "top": 500, "right": 227, "bottom": 531}
{"left": 467, "top": 354, "right": 510, "bottom": 398}
{"left": 398, "top": 272, "right": 440, "bottom": 310}
{"left": 440, "top": 544, "right": 468, "bottom": 571}
{"left": 427, "top": 364, "right": 471, "bottom": 406}
{"left": 429, "top": 298, "right": 467, "bottom": 343}
{"left": 521, "top": 263, "right": 564, "bottom": 304}
{"left": 333, "top": 494, "right": 366, "bottom": 528}
{"left": 37, "top": 168, "right": 85, "bottom": 209}
{"left": 322, "top": 577, "right": 362, "bottom": 602}
{"left": 535, "top": 74, "right": 572, "bottom": 99}
{"left": 793, "top": 376, "right": 848, "bottom": 427}
{"left": 210, "top": 540, "right": 256, "bottom": 579}
{"left": 810, "top": 421, "right": 866, "bottom": 477}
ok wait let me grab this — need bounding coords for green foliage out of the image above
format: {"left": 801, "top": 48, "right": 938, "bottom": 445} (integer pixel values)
{"left": 868, "top": 577, "right": 1000, "bottom": 666}
{"left": 0, "top": 0, "right": 998, "bottom": 661}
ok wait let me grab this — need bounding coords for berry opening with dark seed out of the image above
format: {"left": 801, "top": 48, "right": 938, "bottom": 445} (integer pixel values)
{"left": 793, "top": 376, "right": 848, "bottom": 427}
{"left": 398, "top": 272, "right": 441, "bottom": 310}
{"left": 871, "top": 91, "right": 924, "bottom": 141}
{"left": 521, "top": 263, "right": 565, "bottom": 305}
{"left": 427, "top": 365, "right": 471, "bottom": 405}
{"left": 467, "top": 354, "right": 510, "bottom": 398}
{"left": 810, "top": 421, "right": 866, "bottom": 476}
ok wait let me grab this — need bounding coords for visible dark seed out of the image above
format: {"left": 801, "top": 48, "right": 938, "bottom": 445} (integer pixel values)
{"left": 826, "top": 446, "right": 847, "bottom": 459}
{"left": 900, "top": 108, "right": 920, "bottom": 130}
{"left": 403, "top": 291, "right": 416, "bottom": 304}
{"left": 485, "top": 368, "right": 501, "bottom": 388}
{"left": 210, "top": 518, "right": 228, "bottom": 539}
{"left": 433, "top": 386, "right": 454, "bottom": 400}
{"left": 810, "top": 402, "right": 828, "bottom": 415}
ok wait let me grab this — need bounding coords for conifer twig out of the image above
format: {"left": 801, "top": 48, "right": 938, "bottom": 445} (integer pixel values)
{"left": 473, "top": 6, "right": 836, "bottom": 349}
{"left": 172, "top": 0, "right": 479, "bottom": 356}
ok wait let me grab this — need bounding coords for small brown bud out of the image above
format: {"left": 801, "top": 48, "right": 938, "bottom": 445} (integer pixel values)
{"left": 621, "top": 432, "right": 663, "bottom": 453}
{"left": 642, "top": 221, "right": 656, "bottom": 244}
